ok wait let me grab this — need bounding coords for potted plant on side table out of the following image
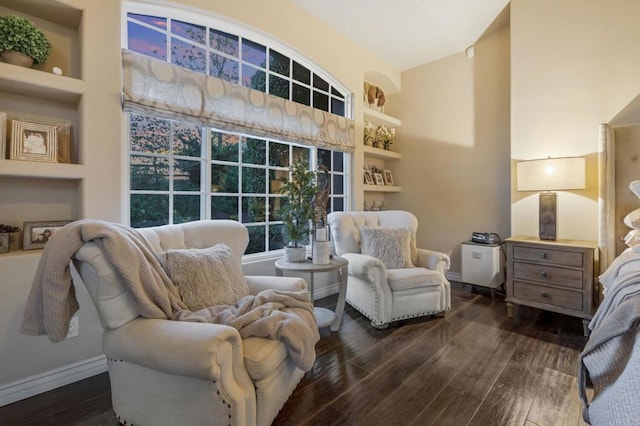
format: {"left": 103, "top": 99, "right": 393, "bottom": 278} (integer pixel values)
{"left": 277, "top": 155, "right": 318, "bottom": 262}
{"left": 0, "top": 15, "right": 52, "bottom": 68}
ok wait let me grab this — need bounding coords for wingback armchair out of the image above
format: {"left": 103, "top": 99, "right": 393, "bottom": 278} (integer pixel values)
{"left": 71, "top": 220, "right": 310, "bottom": 426}
{"left": 327, "top": 210, "right": 451, "bottom": 328}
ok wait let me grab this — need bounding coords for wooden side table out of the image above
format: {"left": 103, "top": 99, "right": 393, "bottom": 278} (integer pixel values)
{"left": 505, "top": 236, "right": 598, "bottom": 336}
{"left": 274, "top": 256, "right": 348, "bottom": 331}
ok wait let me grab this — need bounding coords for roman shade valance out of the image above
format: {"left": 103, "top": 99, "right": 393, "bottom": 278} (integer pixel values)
{"left": 122, "top": 49, "right": 355, "bottom": 153}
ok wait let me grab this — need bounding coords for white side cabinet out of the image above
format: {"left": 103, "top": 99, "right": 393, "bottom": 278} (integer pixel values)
{"left": 461, "top": 241, "right": 505, "bottom": 292}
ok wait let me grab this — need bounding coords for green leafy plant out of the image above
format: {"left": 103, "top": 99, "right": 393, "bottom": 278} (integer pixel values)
{"left": 277, "top": 156, "right": 318, "bottom": 248}
{"left": 0, "top": 224, "right": 20, "bottom": 233}
{"left": 0, "top": 15, "right": 52, "bottom": 65}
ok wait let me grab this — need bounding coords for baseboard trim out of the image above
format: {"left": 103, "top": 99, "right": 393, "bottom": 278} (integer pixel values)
{"left": 446, "top": 271, "right": 462, "bottom": 282}
{"left": 313, "top": 281, "right": 340, "bottom": 300}
{"left": 0, "top": 355, "right": 107, "bottom": 407}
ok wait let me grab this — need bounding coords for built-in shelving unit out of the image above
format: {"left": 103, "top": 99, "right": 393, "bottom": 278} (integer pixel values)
{"left": 363, "top": 108, "right": 401, "bottom": 128}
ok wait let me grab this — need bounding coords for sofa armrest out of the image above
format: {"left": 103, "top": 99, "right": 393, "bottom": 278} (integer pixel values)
{"left": 341, "top": 252, "right": 387, "bottom": 282}
{"left": 103, "top": 318, "right": 252, "bottom": 386}
{"left": 244, "top": 275, "right": 307, "bottom": 295}
{"left": 416, "top": 248, "right": 451, "bottom": 273}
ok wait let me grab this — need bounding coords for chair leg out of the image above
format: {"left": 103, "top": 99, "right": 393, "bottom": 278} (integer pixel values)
{"left": 370, "top": 321, "right": 389, "bottom": 330}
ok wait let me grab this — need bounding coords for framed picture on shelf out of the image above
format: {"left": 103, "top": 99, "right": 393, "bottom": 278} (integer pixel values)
{"left": 364, "top": 169, "right": 374, "bottom": 185}
{"left": 10, "top": 120, "right": 58, "bottom": 163}
{"left": 374, "top": 172, "right": 385, "bottom": 185}
{"left": 23, "top": 220, "right": 72, "bottom": 250}
{"left": 0, "top": 112, "right": 6, "bottom": 160}
{"left": 383, "top": 169, "right": 394, "bottom": 185}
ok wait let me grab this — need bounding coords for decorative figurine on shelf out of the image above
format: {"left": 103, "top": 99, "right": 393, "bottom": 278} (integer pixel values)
{"left": 375, "top": 125, "right": 396, "bottom": 150}
{"left": 0, "top": 224, "right": 20, "bottom": 253}
{"left": 363, "top": 81, "right": 386, "bottom": 112}
{"left": 363, "top": 119, "right": 375, "bottom": 146}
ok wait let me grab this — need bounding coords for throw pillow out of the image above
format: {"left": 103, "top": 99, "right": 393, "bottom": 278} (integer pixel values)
{"left": 360, "top": 226, "right": 413, "bottom": 269}
{"left": 164, "top": 244, "right": 249, "bottom": 311}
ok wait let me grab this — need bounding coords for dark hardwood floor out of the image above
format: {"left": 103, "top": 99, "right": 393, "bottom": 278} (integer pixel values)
{"left": 0, "top": 282, "right": 590, "bottom": 425}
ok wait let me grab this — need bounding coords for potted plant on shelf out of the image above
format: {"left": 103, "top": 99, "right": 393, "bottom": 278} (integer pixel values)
{"left": 0, "top": 224, "right": 20, "bottom": 253}
{"left": 0, "top": 15, "right": 52, "bottom": 68}
{"left": 277, "top": 155, "right": 318, "bottom": 262}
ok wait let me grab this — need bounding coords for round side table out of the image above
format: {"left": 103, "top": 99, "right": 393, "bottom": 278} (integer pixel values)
{"left": 274, "top": 256, "right": 348, "bottom": 331}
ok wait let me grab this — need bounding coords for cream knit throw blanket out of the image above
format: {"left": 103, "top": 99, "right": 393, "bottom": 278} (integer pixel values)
{"left": 21, "top": 219, "right": 319, "bottom": 371}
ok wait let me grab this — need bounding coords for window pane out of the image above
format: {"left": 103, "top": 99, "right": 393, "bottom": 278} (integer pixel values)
{"left": 127, "top": 22, "right": 167, "bottom": 60}
{"left": 313, "top": 91, "right": 329, "bottom": 112}
{"left": 211, "top": 132, "right": 239, "bottom": 162}
{"left": 173, "top": 194, "right": 200, "bottom": 223}
{"left": 131, "top": 194, "right": 169, "bottom": 228}
{"left": 333, "top": 151, "right": 344, "bottom": 172}
{"left": 171, "top": 37, "right": 206, "bottom": 72}
{"left": 269, "top": 169, "right": 287, "bottom": 194}
{"left": 313, "top": 74, "right": 329, "bottom": 91}
{"left": 331, "top": 86, "right": 344, "bottom": 98}
{"left": 269, "top": 224, "right": 286, "bottom": 250}
{"left": 269, "top": 196, "right": 283, "bottom": 221}
{"left": 293, "top": 61, "right": 310, "bottom": 84}
{"left": 246, "top": 225, "right": 266, "bottom": 254}
{"left": 269, "top": 74, "right": 289, "bottom": 100}
{"left": 210, "top": 28, "right": 238, "bottom": 56}
{"left": 210, "top": 52, "right": 239, "bottom": 83}
{"left": 292, "top": 147, "right": 311, "bottom": 164}
{"left": 242, "top": 39, "right": 266, "bottom": 68}
{"left": 269, "top": 142, "right": 289, "bottom": 167}
{"left": 130, "top": 155, "right": 170, "bottom": 190}
{"left": 332, "top": 174, "right": 344, "bottom": 194}
{"left": 269, "top": 49, "right": 290, "bottom": 76}
{"left": 331, "top": 98, "right": 345, "bottom": 116}
{"left": 333, "top": 197, "right": 344, "bottom": 212}
{"left": 242, "top": 197, "right": 266, "bottom": 223}
{"left": 292, "top": 83, "right": 310, "bottom": 106}
{"left": 130, "top": 114, "right": 170, "bottom": 154}
{"left": 128, "top": 13, "right": 167, "bottom": 30}
{"left": 171, "top": 20, "right": 205, "bottom": 45}
{"left": 242, "top": 64, "right": 266, "bottom": 91}
{"left": 212, "top": 195, "right": 239, "bottom": 220}
{"left": 173, "top": 122, "right": 201, "bottom": 157}
{"left": 211, "top": 164, "right": 238, "bottom": 193}
{"left": 173, "top": 159, "right": 201, "bottom": 191}
{"left": 242, "top": 166, "right": 266, "bottom": 193}
{"left": 318, "top": 149, "right": 331, "bottom": 169}
{"left": 242, "top": 137, "right": 266, "bottom": 165}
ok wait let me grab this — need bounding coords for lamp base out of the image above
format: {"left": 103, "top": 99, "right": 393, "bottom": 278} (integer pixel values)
{"left": 539, "top": 192, "right": 557, "bottom": 240}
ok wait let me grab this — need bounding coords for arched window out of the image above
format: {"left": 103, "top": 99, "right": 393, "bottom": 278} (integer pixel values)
{"left": 124, "top": 2, "right": 352, "bottom": 255}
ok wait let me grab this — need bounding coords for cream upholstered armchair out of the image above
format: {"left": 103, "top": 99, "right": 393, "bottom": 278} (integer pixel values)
{"left": 327, "top": 210, "right": 451, "bottom": 328}
{"left": 71, "top": 220, "right": 310, "bottom": 426}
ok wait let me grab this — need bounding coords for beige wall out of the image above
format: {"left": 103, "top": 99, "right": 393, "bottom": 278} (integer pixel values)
{"left": 510, "top": 0, "right": 640, "bottom": 241}
{"left": 393, "top": 17, "right": 511, "bottom": 273}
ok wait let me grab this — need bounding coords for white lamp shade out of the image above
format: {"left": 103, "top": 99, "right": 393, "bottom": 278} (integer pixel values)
{"left": 517, "top": 157, "right": 585, "bottom": 191}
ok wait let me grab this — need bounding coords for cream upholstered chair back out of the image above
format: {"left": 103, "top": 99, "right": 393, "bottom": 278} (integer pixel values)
{"left": 329, "top": 210, "right": 418, "bottom": 256}
{"left": 72, "top": 220, "right": 248, "bottom": 330}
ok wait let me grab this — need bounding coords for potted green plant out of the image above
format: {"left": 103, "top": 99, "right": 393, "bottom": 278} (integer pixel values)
{"left": 0, "top": 15, "right": 52, "bottom": 68}
{"left": 0, "top": 224, "right": 20, "bottom": 253}
{"left": 277, "top": 155, "right": 318, "bottom": 262}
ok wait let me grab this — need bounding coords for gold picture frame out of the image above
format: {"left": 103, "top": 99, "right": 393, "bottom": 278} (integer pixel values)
{"left": 23, "top": 220, "right": 72, "bottom": 250}
{"left": 10, "top": 120, "right": 58, "bottom": 162}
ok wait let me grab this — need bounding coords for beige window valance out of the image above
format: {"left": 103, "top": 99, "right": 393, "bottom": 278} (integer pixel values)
{"left": 122, "top": 49, "right": 355, "bottom": 153}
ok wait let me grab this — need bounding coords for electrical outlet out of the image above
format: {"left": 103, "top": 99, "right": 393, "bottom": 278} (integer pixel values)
{"left": 66, "top": 316, "right": 79, "bottom": 339}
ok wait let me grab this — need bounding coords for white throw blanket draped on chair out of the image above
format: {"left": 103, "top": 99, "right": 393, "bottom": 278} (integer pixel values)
{"left": 20, "top": 219, "right": 319, "bottom": 371}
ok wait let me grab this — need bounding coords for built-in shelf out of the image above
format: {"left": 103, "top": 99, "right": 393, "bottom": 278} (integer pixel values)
{"left": 0, "top": 62, "right": 84, "bottom": 104}
{"left": 363, "top": 108, "right": 401, "bottom": 128}
{"left": 0, "top": 160, "right": 85, "bottom": 180}
{"left": 363, "top": 184, "right": 402, "bottom": 193}
{"left": 363, "top": 145, "right": 402, "bottom": 160}
{"left": 0, "top": 0, "right": 82, "bottom": 29}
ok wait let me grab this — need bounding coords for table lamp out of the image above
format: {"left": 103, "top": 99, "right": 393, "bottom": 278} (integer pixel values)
{"left": 517, "top": 157, "right": 585, "bottom": 240}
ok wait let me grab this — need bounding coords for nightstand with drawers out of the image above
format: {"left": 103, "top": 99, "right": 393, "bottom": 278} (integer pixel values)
{"left": 505, "top": 236, "right": 599, "bottom": 336}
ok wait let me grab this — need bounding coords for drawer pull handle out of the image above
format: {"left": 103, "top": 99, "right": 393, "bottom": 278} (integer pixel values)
{"left": 541, "top": 252, "right": 550, "bottom": 259}
{"left": 541, "top": 271, "right": 550, "bottom": 279}
{"left": 541, "top": 292, "right": 549, "bottom": 298}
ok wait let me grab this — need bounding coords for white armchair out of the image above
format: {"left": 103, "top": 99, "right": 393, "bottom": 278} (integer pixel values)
{"left": 71, "top": 220, "right": 309, "bottom": 426}
{"left": 327, "top": 210, "right": 451, "bottom": 328}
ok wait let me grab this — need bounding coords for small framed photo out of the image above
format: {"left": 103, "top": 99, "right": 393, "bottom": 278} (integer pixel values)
{"left": 383, "top": 169, "right": 395, "bottom": 186}
{"left": 10, "top": 120, "right": 58, "bottom": 162}
{"left": 374, "top": 172, "right": 385, "bottom": 185}
{"left": 23, "top": 220, "right": 72, "bottom": 250}
{"left": 364, "top": 169, "right": 374, "bottom": 185}
{"left": 0, "top": 112, "right": 6, "bottom": 160}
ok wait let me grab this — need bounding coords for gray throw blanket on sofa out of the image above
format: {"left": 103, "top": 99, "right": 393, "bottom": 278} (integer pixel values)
{"left": 20, "top": 219, "right": 319, "bottom": 371}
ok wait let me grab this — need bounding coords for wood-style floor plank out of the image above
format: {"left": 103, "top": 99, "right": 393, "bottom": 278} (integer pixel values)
{"left": 0, "top": 282, "right": 590, "bottom": 426}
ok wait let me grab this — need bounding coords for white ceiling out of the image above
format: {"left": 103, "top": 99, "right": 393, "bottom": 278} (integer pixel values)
{"left": 290, "top": 0, "right": 510, "bottom": 71}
